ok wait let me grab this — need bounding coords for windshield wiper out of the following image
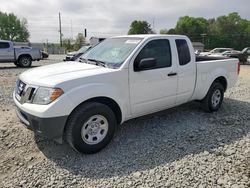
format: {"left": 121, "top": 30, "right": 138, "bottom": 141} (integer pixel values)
{"left": 87, "top": 58, "right": 107, "bottom": 67}
{"left": 78, "top": 57, "right": 88, "bottom": 63}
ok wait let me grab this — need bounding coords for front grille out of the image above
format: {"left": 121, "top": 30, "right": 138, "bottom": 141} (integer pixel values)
{"left": 15, "top": 80, "right": 37, "bottom": 104}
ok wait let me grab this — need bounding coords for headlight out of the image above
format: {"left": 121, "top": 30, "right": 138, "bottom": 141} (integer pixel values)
{"left": 32, "top": 87, "right": 64, "bottom": 105}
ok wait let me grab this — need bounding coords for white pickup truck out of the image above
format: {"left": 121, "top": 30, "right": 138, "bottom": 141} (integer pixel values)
{"left": 13, "top": 35, "right": 239, "bottom": 154}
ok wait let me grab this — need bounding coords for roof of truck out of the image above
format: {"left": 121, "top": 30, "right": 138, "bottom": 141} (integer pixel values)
{"left": 112, "top": 34, "right": 187, "bottom": 39}
{"left": 0, "top": 40, "right": 11, "bottom": 42}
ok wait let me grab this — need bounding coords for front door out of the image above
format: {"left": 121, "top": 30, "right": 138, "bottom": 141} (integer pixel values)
{"left": 129, "top": 39, "right": 178, "bottom": 116}
{"left": 0, "top": 42, "right": 13, "bottom": 61}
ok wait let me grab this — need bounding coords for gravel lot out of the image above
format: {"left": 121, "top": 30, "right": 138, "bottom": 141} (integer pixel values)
{"left": 0, "top": 55, "right": 250, "bottom": 188}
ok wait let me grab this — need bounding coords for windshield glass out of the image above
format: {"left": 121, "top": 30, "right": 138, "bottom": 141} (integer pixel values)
{"left": 80, "top": 37, "right": 142, "bottom": 68}
{"left": 77, "top": 46, "right": 90, "bottom": 53}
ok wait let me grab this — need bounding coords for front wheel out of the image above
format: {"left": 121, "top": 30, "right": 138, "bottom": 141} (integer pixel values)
{"left": 202, "top": 82, "right": 224, "bottom": 112}
{"left": 65, "top": 102, "right": 117, "bottom": 154}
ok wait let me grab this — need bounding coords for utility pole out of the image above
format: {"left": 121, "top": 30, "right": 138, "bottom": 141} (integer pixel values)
{"left": 70, "top": 20, "right": 73, "bottom": 39}
{"left": 59, "top": 12, "right": 62, "bottom": 47}
{"left": 84, "top": 28, "right": 87, "bottom": 38}
{"left": 152, "top": 18, "right": 155, "bottom": 30}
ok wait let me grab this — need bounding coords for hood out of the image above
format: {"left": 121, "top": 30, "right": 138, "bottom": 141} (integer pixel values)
{"left": 20, "top": 61, "right": 115, "bottom": 87}
{"left": 67, "top": 51, "right": 78, "bottom": 56}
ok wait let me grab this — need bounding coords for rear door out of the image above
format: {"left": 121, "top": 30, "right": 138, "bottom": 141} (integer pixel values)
{"left": 0, "top": 42, "right": 14, "bottom": 61}
{"left": 129, "top": 38, "right": 178, "bottom": 116}
{"left": 175, "top": 39, "right": 196, "bottom": 104}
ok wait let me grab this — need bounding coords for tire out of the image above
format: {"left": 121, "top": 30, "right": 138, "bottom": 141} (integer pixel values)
{"left": 14, "top": 62, "right": 21, "bottom": 67}
{"left": 65, "top": 102, "right": 117, "bottom": 154}
{"left": 202, "top": 82, "right": 224, "bottom": 112}
{"left": 18, "top": 56, "right": 32, "bottom": 67}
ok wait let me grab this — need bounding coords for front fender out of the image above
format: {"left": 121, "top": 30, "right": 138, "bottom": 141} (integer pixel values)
{"left": 65, "top": 83, "right": 129, "bottom": 122}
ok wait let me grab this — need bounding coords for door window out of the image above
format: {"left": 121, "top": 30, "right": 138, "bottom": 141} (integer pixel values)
{"left": 175, "top": 39, "right": 191, "bottom": 66}
{"left": 0, "top": 42, "right": 10, "bottom": 49}
{"left": 134, "top": 39, "right": 171, "bottom": 70}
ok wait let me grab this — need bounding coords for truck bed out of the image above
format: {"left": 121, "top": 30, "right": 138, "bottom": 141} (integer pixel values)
{"left": 196, "top": 55, "right": 229, "bottom": 62}
{"left": 191, "top": 58, "right": 239, "bottom": 101}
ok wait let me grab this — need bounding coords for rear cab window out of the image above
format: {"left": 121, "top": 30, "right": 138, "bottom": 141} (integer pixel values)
{"left": 0, "top": 42, "right": 10, "bottom": 49}
{"left": 175, "top": 39, "right": 191, "bottom": 66}
{"left": 134, "top": 39, "right": 172, "bottom": 70}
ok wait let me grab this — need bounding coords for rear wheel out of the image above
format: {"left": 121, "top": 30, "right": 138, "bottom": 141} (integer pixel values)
{"left": 18, "top": 56, "right": 32, "bottom": 67}
{"left": 65, "top": 102, "right": 117, "bottom": 154}
{"left": 202, "top": 82, "right": 224, "bottom": 112}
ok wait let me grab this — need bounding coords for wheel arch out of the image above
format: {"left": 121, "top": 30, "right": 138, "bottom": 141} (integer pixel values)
{"left": 213, "top": 76, "right": 227, "bottom": 91}
{"left": 66, "top": 96, "right": 123, "bottom": 127}
{"left": 17, "top": 54, "right": 32, "bottom": 61}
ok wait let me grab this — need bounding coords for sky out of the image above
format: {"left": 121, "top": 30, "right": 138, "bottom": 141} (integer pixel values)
{"left": 1, "top": 0, "right": 250, "bottom": 43}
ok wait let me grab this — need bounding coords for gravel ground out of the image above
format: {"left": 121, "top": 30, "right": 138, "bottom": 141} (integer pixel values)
{"left": 0, "top": 56, "right": 250, "bottom": 188}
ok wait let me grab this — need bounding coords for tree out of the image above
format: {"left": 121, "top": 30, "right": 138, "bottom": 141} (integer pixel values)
{"left": 175, "top": 16, "right": 208, "bottom": 41}
{"left": 0, "top": 11, "right": 30, "bottom": 42}
{"left": 159, "top": 28, "right": 168, "bottom": 34}
{"left": 167, "top": 28, "right": 176, "bottom": 34}
{"left": 159, "top": 12, "right": 250, "bottom": 49}
{"left": 128, "top": 20, "right": 154, "bottom": 34}
{"left": 207, "top": 12, "right": 250, "bottom": 49}
{"left": 62, "top": 38, "right": 74, "bottom": 51}
{"left": 74, "top": 33, "right": 86, "bottom": 50}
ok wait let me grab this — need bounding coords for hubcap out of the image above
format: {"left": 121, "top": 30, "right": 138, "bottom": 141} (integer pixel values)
{"left": 211, "top": 89, "right": 221, "bottom": 108}
{"left": 22, "top": 58, "right": 29, "bottom": 65}
{"left": 81, "top": 115, "right": 108, "bottom": 145}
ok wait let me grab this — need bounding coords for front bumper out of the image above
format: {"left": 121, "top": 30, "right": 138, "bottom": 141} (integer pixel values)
{"left": 16, "top": 106, "right": 68, "bottom": 140}
{"left": 63, "top": 55, "right": 74, "bottom": 61}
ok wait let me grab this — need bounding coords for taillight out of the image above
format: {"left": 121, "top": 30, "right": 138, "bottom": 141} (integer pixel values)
{"left": 237, "top": 62, "right": 240, "bottom": 75}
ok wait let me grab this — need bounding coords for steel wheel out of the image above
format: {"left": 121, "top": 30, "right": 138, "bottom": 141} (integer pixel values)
{"left": 81, "top": 115, "right": 109, "bottom": 145}
{"left": 211, "top": 89, "right": 221, "bottom": 108}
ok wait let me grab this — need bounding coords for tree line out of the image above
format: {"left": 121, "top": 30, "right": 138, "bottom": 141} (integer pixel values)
{"left": 1, "top": 11, "right": 250, "bottom": 50}
{"left": 129, "top": 12, "right": 250, "bottom": 50}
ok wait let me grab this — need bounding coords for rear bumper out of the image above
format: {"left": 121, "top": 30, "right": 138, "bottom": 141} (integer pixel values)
{"left": 16, "top": 107, "right": 68, "bottom": 139}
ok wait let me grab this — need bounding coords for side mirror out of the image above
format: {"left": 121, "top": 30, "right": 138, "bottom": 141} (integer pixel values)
{"left": 136, "top": 58, "right": 156, "bottom": 71}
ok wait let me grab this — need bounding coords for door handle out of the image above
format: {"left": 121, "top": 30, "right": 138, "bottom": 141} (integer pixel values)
{"left": 167, "top": 72, "right": 177, "bottom": 77}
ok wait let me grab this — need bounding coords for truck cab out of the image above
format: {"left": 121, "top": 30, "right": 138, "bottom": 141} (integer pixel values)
{"left": 0, "top": 40, "right": 15, "bottom": 62}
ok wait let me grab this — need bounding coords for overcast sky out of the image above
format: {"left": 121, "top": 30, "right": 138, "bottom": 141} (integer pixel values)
{"left": 1, "top": 0, "right": 250, "bottom": 43}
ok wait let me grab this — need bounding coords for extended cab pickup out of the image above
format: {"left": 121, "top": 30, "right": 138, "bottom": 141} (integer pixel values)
{"left": 0, "top": 40, "right": 41, "bottom": 67}
{"left": 13, "top": 35, "right": 239, "bottom": 153}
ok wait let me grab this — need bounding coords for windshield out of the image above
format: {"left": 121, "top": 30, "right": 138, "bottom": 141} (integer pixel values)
{"left": 77, "top": 46, "right": 90, "bottom": 53}
{"left": 80, "top": 37, "right": 142, "bottom": 68}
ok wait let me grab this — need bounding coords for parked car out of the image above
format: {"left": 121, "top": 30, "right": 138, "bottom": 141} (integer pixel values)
{"left": 64, "top": 46, "right": 91, "bottom": 61}
{"left": 14, "top": 35, "right": 239, "bottom": 154}
{"left": 227, "top": 47, "right": 250, "bottom": 64}
{"left": 41, "top": 51, "right": 49, "bottom": 59}
{"left": 207, "top": 50, "right": 238, "bottom": 57}
{"left": 199, "top": 48, "right": 233, "bottom": 56}
{"left": 0, "top": 40, "right": 42, "bottom": 67}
